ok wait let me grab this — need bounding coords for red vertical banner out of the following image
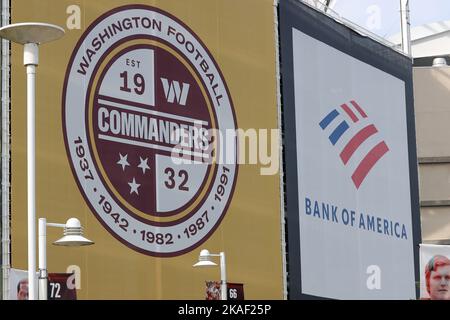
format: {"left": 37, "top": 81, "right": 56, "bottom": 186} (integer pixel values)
{"left": 205, "top": 281, "right": 244, "bottom": 300}
{"left": 226, "top": 283, "right": 245, "bottom": 300}
{"left": 47, "top": 273, "right": 77, "bottom": 300}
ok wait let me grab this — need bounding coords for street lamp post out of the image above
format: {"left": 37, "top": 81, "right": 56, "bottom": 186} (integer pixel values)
{"left": 400, "top": 0, "right": 412, "bottom": 56}
{"left": 0, "top": 23, "right": 65, "bottom": 300}
{"left": 38, "top": 217, "right": 94, "bottom": 300}
{"left": 193, "top": 249, "right": 227, "bottom": 300}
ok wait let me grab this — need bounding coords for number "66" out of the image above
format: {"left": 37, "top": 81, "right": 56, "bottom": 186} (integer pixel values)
{"left": 228, "top": 288, "right": 238, "bottom": 299}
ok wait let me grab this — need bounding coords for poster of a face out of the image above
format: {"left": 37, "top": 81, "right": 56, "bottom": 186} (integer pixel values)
{"left": 420, "top": 244, "right": 450, "bottom": 300}
{"left": 8, "top": 269, "right": 38, "bottom": 300}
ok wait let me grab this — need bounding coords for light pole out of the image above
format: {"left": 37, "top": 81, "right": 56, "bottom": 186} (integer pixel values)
{"left": 0, "top": 23, "right": 65, "bottom": 300}
{"left": 193, "top": 249, "right": 227, "bottom": 300}
{"left": 400, "top": 0, "right": 412, "bottom": 56}
{"left": 38, "top": 217, "right": 93, "bottom": 300}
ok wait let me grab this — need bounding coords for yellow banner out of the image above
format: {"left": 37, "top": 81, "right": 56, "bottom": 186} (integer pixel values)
{"left": 11, "top": 0, "right": 282, "bottom": 299}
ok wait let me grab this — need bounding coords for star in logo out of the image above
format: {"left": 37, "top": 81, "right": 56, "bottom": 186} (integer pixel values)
{"left": 128, "top": 177, "right": 140, "bottom": 195}
{"left": 117, "top": 153, "right": 130, "bottom": 171}
{"left": 138, "top": 156, "right": 150, "bottom": 174}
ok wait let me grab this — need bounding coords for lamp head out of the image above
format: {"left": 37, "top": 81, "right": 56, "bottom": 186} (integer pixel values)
{"left": 193, "top": 249, "right": 217, "bottom": 267}
{"left": 53, "top": 218, "right": 94, "bottom": 247}
{"left": 0, "top": 23, "right": 65, "bottom": 44}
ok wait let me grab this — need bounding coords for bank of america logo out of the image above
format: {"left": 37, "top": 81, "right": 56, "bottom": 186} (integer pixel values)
{"left": 319, "top": 100, "right": 389, "bottom": 189}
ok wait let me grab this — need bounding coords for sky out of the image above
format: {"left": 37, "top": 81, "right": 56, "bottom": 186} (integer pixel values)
{"left": 324, "top": 0, "right": 450, "bottom": 38}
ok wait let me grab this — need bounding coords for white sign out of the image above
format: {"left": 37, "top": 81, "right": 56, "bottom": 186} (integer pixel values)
{"left": 292, "top": 28, "right": 415, "bottom": 299}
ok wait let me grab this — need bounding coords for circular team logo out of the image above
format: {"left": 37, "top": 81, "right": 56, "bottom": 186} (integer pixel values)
{"left": 63, "top": 5, "right": 238, "bottom": 256}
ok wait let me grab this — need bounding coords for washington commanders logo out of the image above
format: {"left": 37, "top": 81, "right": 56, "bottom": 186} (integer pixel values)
{"left": 62, "top": 5, "right": 238, "bottom": 256}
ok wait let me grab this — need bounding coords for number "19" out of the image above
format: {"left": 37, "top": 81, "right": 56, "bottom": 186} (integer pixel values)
{"left": 120, "top": 71, "right": 145, "bottom": 95}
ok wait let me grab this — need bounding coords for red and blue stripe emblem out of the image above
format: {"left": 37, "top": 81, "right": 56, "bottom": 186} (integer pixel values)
{"left": 319, "top": 100, "right": 389, "bottom": 189}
